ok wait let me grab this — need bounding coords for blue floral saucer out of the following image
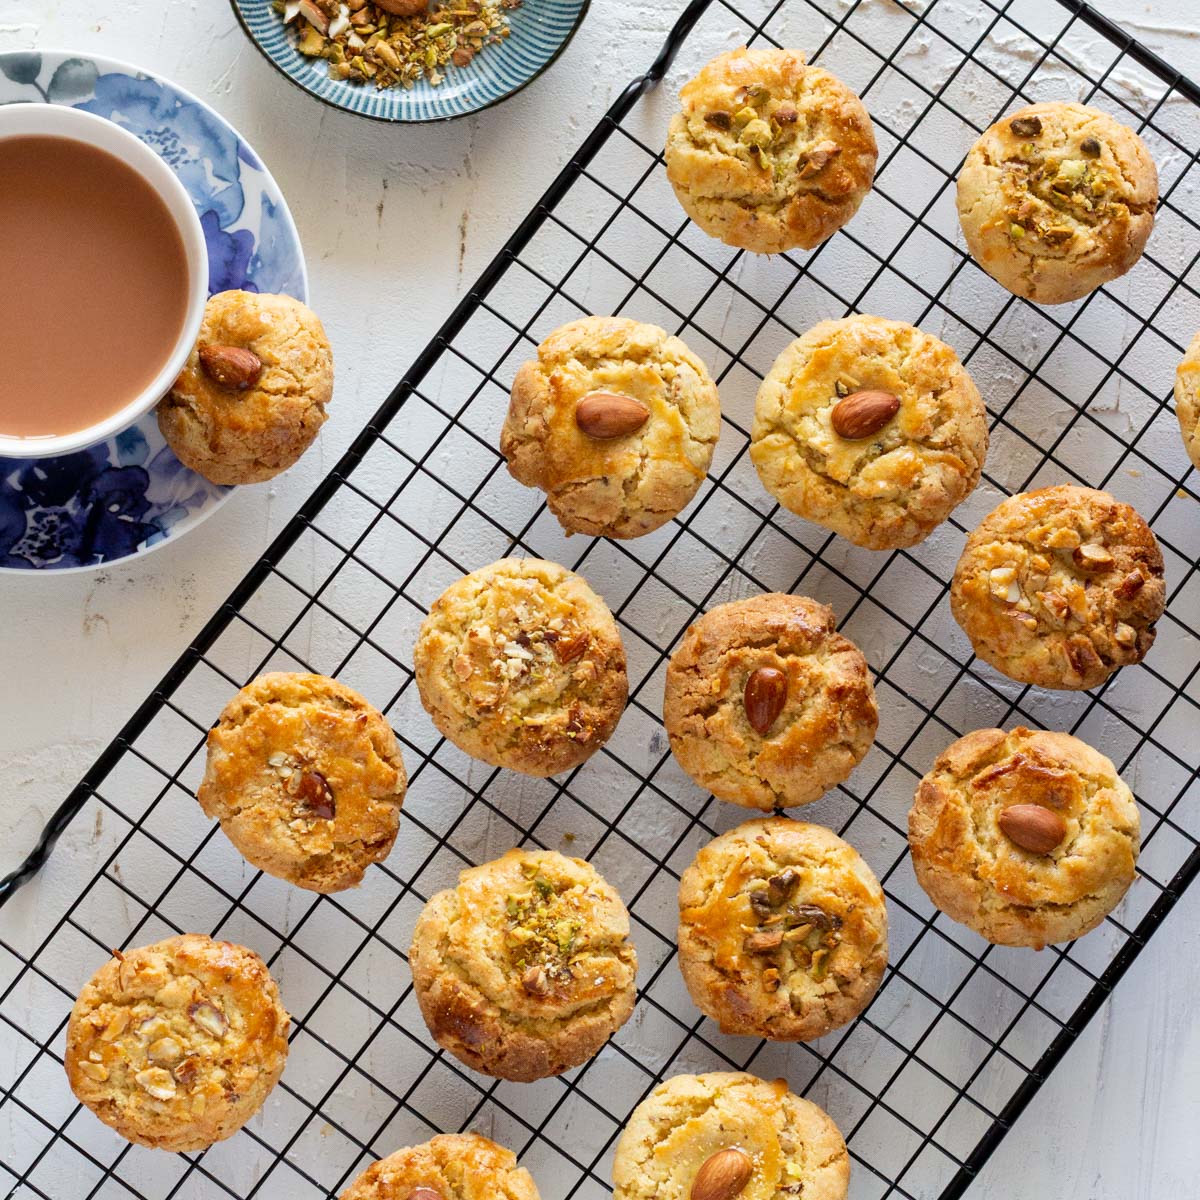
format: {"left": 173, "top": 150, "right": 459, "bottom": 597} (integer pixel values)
{"left": 230, "top": 0, "right": 588, "bottom": 123}
{"left": 0, "top": 50, "right": 308, "bottom": 573}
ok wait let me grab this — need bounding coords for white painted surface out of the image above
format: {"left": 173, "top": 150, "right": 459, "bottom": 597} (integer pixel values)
{"left": 2, "top": 0, "right": 1199, "bottom": 1196}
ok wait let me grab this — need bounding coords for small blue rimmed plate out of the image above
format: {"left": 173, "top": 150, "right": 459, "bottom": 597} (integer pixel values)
{"left": 0, "top": 50, "right": 307, "bottom": 574}
{"left": 230, "top": 0, "right": 589, "bottom": 122}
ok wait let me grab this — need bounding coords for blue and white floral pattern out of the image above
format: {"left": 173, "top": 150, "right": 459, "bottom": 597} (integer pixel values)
{"left": 0, "top": 51, "right": 307, "bottom": 572}
{"left": 230, "top": 0, "right": 589, "bottom": 123}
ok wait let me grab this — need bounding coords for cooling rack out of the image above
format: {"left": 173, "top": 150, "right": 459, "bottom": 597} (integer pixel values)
{"left": 4, "top": 0, "right": 1200, "bottom": 1196}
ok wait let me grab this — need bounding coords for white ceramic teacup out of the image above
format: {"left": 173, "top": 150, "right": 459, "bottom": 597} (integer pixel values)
{"left": 0, "top": 103, "right": 208, "bottom": 459}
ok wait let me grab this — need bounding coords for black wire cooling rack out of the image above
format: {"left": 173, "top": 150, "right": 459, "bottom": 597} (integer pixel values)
{"left": 4, "top": 0, "right": 1200, "bottom": 1197}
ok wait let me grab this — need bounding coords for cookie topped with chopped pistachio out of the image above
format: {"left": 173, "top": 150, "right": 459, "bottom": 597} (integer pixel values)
{"left": 412, "top": 557, "right": 628, "bottom": 777}
{"left": 664, "top": 47, "right": 877, "bottom": 255}
{"left": 957, "top": 101, "right": 1158, "bottom": 305}
{"left": 677, "top": 819, "right": 887, "bottom": 1042}
{"left": 950, "top": 485, "right": 1165, "bottom": 690}
{"left": 408, "top": 848, "right": 638, "bottom": 1082}
{"left": 65, "top": 935, "right": 289, "bottom": 1152}
{"left": 198, "top": 672, "right": 406, "bottom": 893}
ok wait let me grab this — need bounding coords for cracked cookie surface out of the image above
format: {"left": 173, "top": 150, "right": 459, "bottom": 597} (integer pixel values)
{"left": 612, "top": 1071, "right": 850, "bottom": 1200}
{"left": 65, "top": 934, "right": 289, "bottom": 1151}
{"left": 339, "top": 1132, "right": 540, "bottom": 1200}
{"left": 1174, "top": 329, "right": 1200, "bottom": 471}
{"left": 663, "top": 594, "right": 877, "bottom": 809}
{"left": 159, "top": 290, "right": 332, "bottom": 484}
{"left": 678, "top": 819, "right": 887, "bottom": 1042}
{"left": 750, "top": 315, "right": 988, "bottom": 549}
{"left": 950, "top": 484, "right": 1164, "bottom": 690}
{"left": 501, "top": 316, "right": 720, "bottom": 539}
{"left": 664, "top": 47, "right": 877, "bottom": 255}
{"left": 408, "top": 848, "right": 637, "bottom": 1082}
{"left": 957, "top": 101, "right": 1157, "bottom": 305}
{"left": 908, "top": 727, "right": 1140, "bottom": 947}
{"left": 198, "top": 672, "right": 406, "bottom": 892}
{"left": 413, "top": 557, "right": 627, "bottom": 777}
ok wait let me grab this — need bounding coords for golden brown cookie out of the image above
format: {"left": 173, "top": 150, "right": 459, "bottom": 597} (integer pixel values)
{"left": 664, "top": 47, "right": 877, "bottom": 254}
{"left": 408, "top": 848, "right": 637, "bottom": 1082}
{"left": 950, "top": 485, "right": 1165, "bottom": 690}
{"left": 612, "top": 1071, "right": 850, "bottom": 1200}
{"left": 501, "top": 316, "right": 721, "bottom": 538}
{"left": 678, "top": 818, "right": 887, "bottom": 1042}
{"left": 908, "top": 727, "right": 1140, "bottom": 947}
{"left": 339, "top": 1132, "right": 540, "bottom": 1200}
{"left": 64, "top": 934, "right": 289, "bottom": 1152}
{"left": 1174, "top": 329, "right": 1200, "bottom": 471}
{"left": 159, "top": 290, "right": 333, "bottom": 484}
{"left": 198, "top": 672, "right": 406, "bottom": 893}
{"left": 412, "top": 558, "right": 627, "bottom": 777}
{"left": 957, "top": 102, "right": 1157, "bottom": 305}
{"left": 663, "top": 594, "right": 877, "bottom": 810}
{"left": 750, "top": 315, "right": 989, "bottom": 549}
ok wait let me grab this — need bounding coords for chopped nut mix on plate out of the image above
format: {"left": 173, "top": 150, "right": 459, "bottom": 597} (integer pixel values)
{"left": 276, "top": 0, "right": 519, "bottom": 88}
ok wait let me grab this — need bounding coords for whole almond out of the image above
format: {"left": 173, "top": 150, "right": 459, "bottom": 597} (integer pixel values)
{"left": 998, "top": 804, "right": 1067, "bottom": 855}
{"left": 830, "top": 389, "right": 900, "bottom": 440}
{"left": 744, "top": 667, "right": 787, "bottom": 735}
{"left": 407, "top": 1190, "right": 443, "bottom": 1200}
{"left": 1073, "top": 543, "right": 1114, "bottom": 573}
{"left": 575, "top": 391, "right": 649, "bottom": 439}
{"left": 199, "top": 343, "right": 263, "bottom": 391}
{"left": 692, "top": 1148, "right": 753, "bottom": 1200}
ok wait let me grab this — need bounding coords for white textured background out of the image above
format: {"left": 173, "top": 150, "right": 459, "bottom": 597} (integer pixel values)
{"left": 2, "top": 0, "right": 1199, "bottom": 1196}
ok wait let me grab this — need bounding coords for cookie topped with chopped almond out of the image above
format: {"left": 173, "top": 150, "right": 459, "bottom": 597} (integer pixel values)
{"left": 957, "top": 101, "right": 1158, "bottom": 305}
{"left": 664, "top": 47, "right": 877, "bottom": 255}
{"left": 413, "top": 557, "right": 627, "bottom": 777}
{"left": 198, "top": 671, "right": 406, "bottom": 892}
{"left": 65, "top": 934, "right": 289, "bottom": 1152}
{"left": 950, "top": 485, "right": 1165, "bottom": 690}
{"left": 678, "top": 819, "right": 887, "bottom": 1042}
{"left": 408, "top": 848, "right": 637, "bottom": 1082}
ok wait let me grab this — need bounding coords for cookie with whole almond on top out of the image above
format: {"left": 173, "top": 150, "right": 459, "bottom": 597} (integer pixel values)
{"left": 501, "top": 315, "right": 720, "bottom": 538}
{"left": 339, "top": 1132, "right": 540, "bottom": 1200}
{"left": 663, "top": 593, "right": 877, "bottom": 809}
{"left": 613, "top": 1071, "right": 850, "bottom": 1200}
{"left": 198, "top": 672, "right": 406, "bottom": 892}
{"left": 158, "top": 290, "right": 332, "bottom": 485}
{"left": 750, "top": 313, "right": 988, "bottom": 549}
{"left": 908, "top": 726, "right": 1140, "bottom": 948}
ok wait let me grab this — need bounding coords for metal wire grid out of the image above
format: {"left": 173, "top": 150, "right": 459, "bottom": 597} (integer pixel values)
{"left": 4, "top": 0, "right": 1200, "bottom": 1197}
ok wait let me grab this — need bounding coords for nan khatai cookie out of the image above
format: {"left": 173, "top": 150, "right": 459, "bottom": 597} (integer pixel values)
{"left": 1174, "top": 329, "right": 1200, "bottom": 470}
{"left": 663, "top": 594, "right": 877, "bottom": 809}
{"left": 159, "top": 290, "right": 333, "bottom": 484}
{"left": 665, "top": 47, "right": 877, "bottom": 255}
{"left": 950, "top": 485, "right": 1165, "bottom": 690}
{"left": 340, "top": 1133, "right": 540, "bottom": 1200}
{"left": 613, "top": 1072, "right": 850, "bottom": 1200}
{"left": 198, "top": 672, "right": 406, "bottom": 893}
{"left": 501, "top": 316, "right": 721, "bottom": 538}
{"left": 750, "top": 314, "right": 988, "bottom": 549}
{"left": 65, "top": 934, "right": 289, "bottom": 1151}
{"left": 678, "top": 819, "right": 887, "bottom": 1042}
{"left": 413, "top": 558, "right": 627, "bottom": 777}
{"left": 908, "top": 727, "right": 1140, "bottom": 947}
{"left": 957, "top": 102, "right": 1158, "bottom": 304}
{"left": 408, "top": 848, "right": 637, "bottom": 1082}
